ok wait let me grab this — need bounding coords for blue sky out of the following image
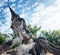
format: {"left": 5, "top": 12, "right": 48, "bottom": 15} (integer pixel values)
{"left": 0, "top": 0, "right": 60, "bottom": 34}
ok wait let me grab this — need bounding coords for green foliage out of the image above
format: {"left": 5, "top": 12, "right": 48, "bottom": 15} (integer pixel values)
{"left": 28, "top": 25, "right": 60, "bottom": 46}
{"left": 28, "top": 25, "right": 41, "bottom": 37}
{"left": 41, "top": 30, "right": 60, "bottom": 46}
{"left": 0, "top": 32, "right": 6, "bottom": 44}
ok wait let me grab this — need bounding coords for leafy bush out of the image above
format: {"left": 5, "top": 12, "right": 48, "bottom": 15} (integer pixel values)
{"left": 40, "top": 30, "right": 60, "bottom": 46}
{"left": 0, "top": 32, "right": 6, "bottom": 44}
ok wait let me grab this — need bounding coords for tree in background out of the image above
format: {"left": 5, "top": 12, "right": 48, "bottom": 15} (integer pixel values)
{"left": 0, "top": 32, "right": 6, "bottom": 44}
{"left": 28, "top": 25, "right": 41, "bottom": 37}
{"left": 28, "top": 25, "right": 60, "bottom": 46}
{"left": 40, "top": 30, "right": 60, "bottom": 46}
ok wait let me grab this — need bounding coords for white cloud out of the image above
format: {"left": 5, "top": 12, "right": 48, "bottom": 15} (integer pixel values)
{"left": 3, "top": 8, "right": 11, "bottom": 21}
{"left": 10, "top": 0, "right": 15, "bottom": 2}
{"left": 11, "top": 4, "right": 16, "bottom": 7}
{"left": 0, "top": 7, "right": 12, "bottom": 34}
{"left": 23, "top": 1, "right": 29, "bottom": 7}
{"left": 0, "top": 19, "right": 12, "bottom": 33}
{"left": 2, "top": 0, "right": 8, "bottom": 2}
{"left": 0, "top": 3, "right": 3, "bottom": 6}
{"left": 18, "top": 0, "right": 23, "bottom": 3}
{"left": 41, "top": 11, "right": 60, "bottom": 30}
{"left": 3, "top": 8, "right": 9, "bottom": 13}
{"left": 18, "top": 5, "right": 22, "bottom": 7}
{"left": 0, "top": 24, "right": 13, "bottom": 34}
{"left": 30, "top": 3, "right": 45, "bottom": 25}
{"left": 32, "top": 2, "right": 39, "bottom": 8}
{"left": 55, "top": 0, "right": 60, "bottom": 5}
{"left": 31, "top": 0, "right": 60, "bottom": 30}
